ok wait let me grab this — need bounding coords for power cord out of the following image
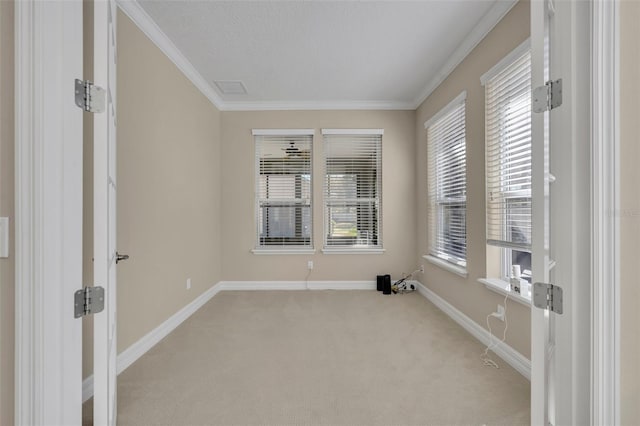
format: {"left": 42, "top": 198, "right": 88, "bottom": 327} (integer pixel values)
{"left": 391, "top": 269, "right": 421, "bottom": 294}
{"left": 480, "top": 292, "right": 509, "bottom": 369}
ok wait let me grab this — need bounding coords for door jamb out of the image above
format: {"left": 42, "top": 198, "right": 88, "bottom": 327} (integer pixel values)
{"left": 590, "top": 0, "right": 620, "bottom": 424}
{"left": 14, "top": 1, "right": 83, "bottom": 424}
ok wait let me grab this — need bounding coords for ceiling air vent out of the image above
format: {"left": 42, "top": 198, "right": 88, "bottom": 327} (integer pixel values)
{"left": 214, "top": 80, "right": 247, "bottom": 95}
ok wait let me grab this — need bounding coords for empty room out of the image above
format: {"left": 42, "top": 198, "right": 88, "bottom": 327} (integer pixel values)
{"left": 1, "top": 0, "right": 638, "bottom": 425}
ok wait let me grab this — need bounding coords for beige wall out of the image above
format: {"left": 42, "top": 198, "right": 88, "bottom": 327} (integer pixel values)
{"left": 415, "top": 0, "right": 531, "bottom": 358}
{"left": 221, "top": 110, "right": 416, "bottom": 282}
{"left": 114, "top": 10, "right": 222, "bottom": 354}
{"left": 0, "top": 1, "right": 14, "bottom": 424}
{"left": 620, "top": 0, "right": 640, "bottom": 423}
{"left": 83, "top": 10, "right": 223, "bottom": 378}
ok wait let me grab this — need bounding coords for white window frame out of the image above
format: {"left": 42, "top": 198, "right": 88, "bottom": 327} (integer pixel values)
{"left": 321, "top": 129, "right": 384, "bottom": 254}
{"left": 481, "top": 40, "right": 532, "bottom": 284}
{"left": 252, "top": 129, "right": 315, "bottom": 254}
{"left": 424, "top": 92, "right": 468, "bottom": 274}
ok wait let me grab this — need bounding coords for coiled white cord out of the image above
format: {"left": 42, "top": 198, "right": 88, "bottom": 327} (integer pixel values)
{"left": 480, "top": 292, "right": 509, "bottom": 369}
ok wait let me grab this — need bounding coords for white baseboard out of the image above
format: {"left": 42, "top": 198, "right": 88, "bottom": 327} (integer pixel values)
{"left": 82, "top": 280, "right": 376, "bottom": 401}
{"left": 85, "top": 279, "right": 527, "bottom": 403}
{"left": 414, "top": 281, "right": 531, "bottom": 380}
{"left": 220, "top": 280, "right": 376, "bottom": 291}
{"left": 82, "top": 375, "right": 93, "bottom": 403}
{"left": 82, "top": 281, "right": 224, "bottom": 402}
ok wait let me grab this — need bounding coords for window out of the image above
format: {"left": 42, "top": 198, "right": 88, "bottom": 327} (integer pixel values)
{"left": 254, "top": 130, "right": 313, "bottom": 251}
{"left": 322, "top": 129, "right": 383, "bottom": 252}
{"left": 425, "top": 92, "right": 467, "bottom": 269}
{"left": 482, "top": 42, "right": 532, "bottom": 282}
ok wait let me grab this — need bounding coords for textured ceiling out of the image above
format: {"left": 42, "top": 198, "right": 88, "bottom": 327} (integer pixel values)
{"left": 134, "top": 0, "right": 512, "bottom": 110}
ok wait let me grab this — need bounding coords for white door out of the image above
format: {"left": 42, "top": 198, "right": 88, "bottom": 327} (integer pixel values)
{"left": 93, "top": 0, "right": 119, "bottom": 424}
{"left": 531, "top": 0, "right": 590, "bottom": 424}
{"left": 530, "top": 0, "right": 556, "bottom": 424}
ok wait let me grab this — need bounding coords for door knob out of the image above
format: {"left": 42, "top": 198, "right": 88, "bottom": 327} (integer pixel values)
{"left": 116, "top": 252, "right": 129, "bottom": 264}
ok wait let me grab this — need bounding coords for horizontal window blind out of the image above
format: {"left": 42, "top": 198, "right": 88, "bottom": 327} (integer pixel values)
{"left": 322, "top": 131, "right": 382, "bottom": 249}
{"left": 255, "top": 134, "right": 312, "bottom": 248}
{"left": 426, "top": 95, "right": 467, "bottom": 266}
{"left": 485, "top": 50, "right": 532, "bottom": 251}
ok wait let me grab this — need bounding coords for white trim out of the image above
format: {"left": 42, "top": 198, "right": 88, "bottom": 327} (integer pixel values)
{"left": 321, "top": 248, "right": 385, "bottom": 255}
{"left": 14, "top": 3, "right": 37, "bottom": 420}
{"left": 412, "top": 0, "right": 519, "bottom": 108}
{"left": 116, "top": 0, "right": 225, "bottom": 109}
{"left": 221, "top": 281, "right": 377, "bottom": 291}
{"left": 117, "top": 0, "right": 517, "bottom": 112}
{"left": 82, "top": 376, "right": 94, "bottom": 404}
{"left": 117, "top": 282, "right": 223, "bottom": 374}
{"left": 423, "top": 91, "right": 467, "bottom": 129}
{"left": 82, "top": 279, "right": 378, "bottom": 400}
{"left": 83, "top": 282, "right": 225, "bottom": 402}
{"left": 529, "top": 1, "right": 549, "bottom": 421}
{"left": 116, "top": 0, "right": 514, "bottom": 112}
{"left": 415, "top": 282, "right": 531, "bottom": 380}
{"left": 321, "top": 129, "right": 384, "bottom": 136}
{"left": 15, "top": 1, "right": 84, "bottom": 424}
{"left": 117, "top": 1, "right": 417, "bottom": 112}
{"left": 222, "top": 100, "right": 415, "bottom": 111}
{"left": 423, "top": 255, "right": 468, "bottom": 278}
{"left": 251, "top": 248, "right": 316, "bottom": 255}
{"left": 251, "top": 129, "right": 314, "bottom": 136}
{"left": 480, "top": 38, "right": 530, "bottom": 86}
{"left": 478, "top": 278, "right": 532, "bottom": 307}
{"left": 591, "top": 0, "right": 620, "bottom": 424}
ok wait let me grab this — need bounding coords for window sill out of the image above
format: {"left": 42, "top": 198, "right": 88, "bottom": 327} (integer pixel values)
{"left": 478, "top": 278, "right": 532, "bottom": 307}
{"left": 251, "top": 248, "right": 316, "bottom": 255}
{"left": 322, "top": 248, "right": 385, "bottom": 255}
{"left": 423, "top": 255, "right": 468, "bottom": 278}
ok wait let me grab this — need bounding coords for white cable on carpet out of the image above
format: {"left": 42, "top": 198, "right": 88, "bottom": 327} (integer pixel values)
{"left": 481, "top": 292, "right": 509, "bottom": 369}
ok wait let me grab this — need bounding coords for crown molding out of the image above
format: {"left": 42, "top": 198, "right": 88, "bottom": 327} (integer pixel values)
{"left": 116, "top": 1, "right": 415, "bottom": 112}
{"left": 411, "top": 0, "right": 519, "bottom": 109}
{"left": 116, "top": 0, "right": 225, "bottom": 109}
{"left": 118, "top": 0, "right": 516, "bottom": 112}
{"left": 221, "top": 100, "right": 416, "bottom": 111}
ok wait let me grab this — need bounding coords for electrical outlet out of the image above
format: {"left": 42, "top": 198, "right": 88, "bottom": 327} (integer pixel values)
{"left": 186, "top": 278, "right": 191, "bottom": 290}
{"left": 495, "top": 304, "right": 505, "bottom": 321}
{"left": 307, "top": 260, "right": 314, "bottom": 270}
{"left": 490, "top": 304, "right": 505, "bottom": 321}
{"left": 420, "top": 264, "right": 425, "bottom": 273}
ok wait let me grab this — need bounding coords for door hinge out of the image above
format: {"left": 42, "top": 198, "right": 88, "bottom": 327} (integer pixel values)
{"left": 75, "top": 79, "right": 106, "bottom": 113}
{"left": 74, "top": 286, "right": 105, "bottom": 318}
{"left": 533, "top": 282, "right": 563, "bottom": 314}
{"left": 533, "top": 78, "right": 563, "bottom": 113}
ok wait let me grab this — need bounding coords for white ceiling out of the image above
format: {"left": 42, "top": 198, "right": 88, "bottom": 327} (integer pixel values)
{"left": 124, "top": 0, "right": 517, "bottom": 110}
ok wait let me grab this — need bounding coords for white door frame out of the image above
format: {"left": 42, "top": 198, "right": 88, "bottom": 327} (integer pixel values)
{"left": 548, "top": 1, "right": 592, "bottom": 424}
{"left": 591, "top": 0, "right": 620, "bottom": 424}
{"left": 14, "top": 1, "right": 83, "bottom": 424}
{"left": 529, "top": 0, "right": 550, "bottom": 422}
{"left": 93, "top": 0, "right": 119, "bottom": 423}
{"left": 12, "top": 0, "right": 620, "bottom": 424}
{"left": 530, "top": 0, "right": 618, "bottom": 423}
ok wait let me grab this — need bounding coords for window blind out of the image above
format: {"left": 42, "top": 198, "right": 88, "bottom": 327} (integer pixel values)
{"left": 254, "top": 132, "right": 313, "bottom": 249}
{"left": 426, "top": 94, "right": 467, "bottom": 266}
{"left": 322, "top": 130, "right": 382, "bottom": 249}
{"left": 485, "top": 50, "right": 532, "bottom": 251}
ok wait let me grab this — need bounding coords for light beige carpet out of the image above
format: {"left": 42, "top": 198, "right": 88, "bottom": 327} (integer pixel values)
{"left": 84, "top": 290, "right": 530, "bottom": 425}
